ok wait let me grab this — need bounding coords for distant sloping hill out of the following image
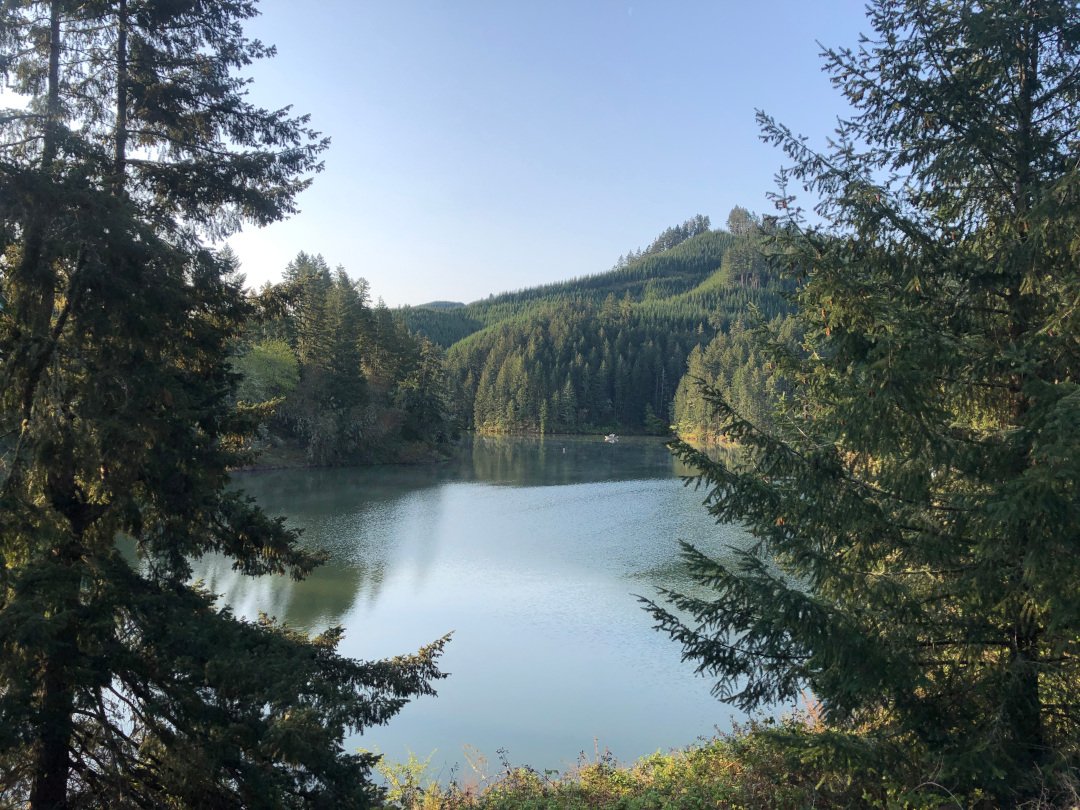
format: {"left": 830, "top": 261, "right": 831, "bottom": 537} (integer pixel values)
{"left": 468, "top": 229, "right": 732, "bottom": 315}
{"left": 402, "top": 229, "right": 734, "bottom": 348}
{"left": 415, "top": 300, "right": 465, "bottom": 310}
{"left": 398, "top": 306, "right": 482, "bottom": 348}
{"left": 397, "top": 214, "right": 791, "bottom": 435}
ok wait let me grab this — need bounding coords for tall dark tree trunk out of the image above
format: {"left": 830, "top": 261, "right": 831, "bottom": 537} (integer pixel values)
{"left": 29, "top": 636, "right": 75, "bottom": 810}
{"left": 11, "top": 0, "right": 61, "bottom": 336}
{"left": 1004, "top": 5, "right": 1044, "bottom": 773}
{"left": 30, "top": 437, "right": 88, "bottom": 809}
{"left": 113, "top": 0, "right": 128, "bottom": 195}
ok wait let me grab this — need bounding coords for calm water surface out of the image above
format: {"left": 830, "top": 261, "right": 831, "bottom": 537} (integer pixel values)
{"left": 201, "top": 436, "right": 771, "bottom": 777}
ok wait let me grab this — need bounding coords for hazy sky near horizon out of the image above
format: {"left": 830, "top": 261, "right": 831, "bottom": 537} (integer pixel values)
{"left": 228, "top": 1, "right": 869, "bottom": 306}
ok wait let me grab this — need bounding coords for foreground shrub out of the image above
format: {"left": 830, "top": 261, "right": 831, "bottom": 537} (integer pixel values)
{"left": 378, "top": 718, "right": 992, "bottom": 809}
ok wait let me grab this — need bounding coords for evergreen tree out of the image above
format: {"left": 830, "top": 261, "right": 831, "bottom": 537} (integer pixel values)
{"left": 282, "top": 252, "right": 334, "bottom": 370}
{"left": 324, "top": 269, "right": 366, "bottom": 407}
{"left": 0, "top": 3, "right": 445, "bottom": 806}
{"left": 648, "top": 0, "right": 1080, "bottom": 801}
{"left": 246, "top": 259, "right": 452, "bottom": 464}
{"left": 397, "top": 337, "right": 451, "bottom": 444}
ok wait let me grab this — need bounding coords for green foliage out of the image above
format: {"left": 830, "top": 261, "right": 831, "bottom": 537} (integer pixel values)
{"left": 647, "top": 0, "right": 1080, "bottom": 802}
{"left": 388, "top": 718, "right": 956, "bottom": 809}
{"left": 396, "top": 336, "right": 453, "bottom": 444}
{"left": 449, "top": 300, "right": 693, "bottom": 434}
{"left": 238, "top": 254, "right": 455, "bottom": 465}
{"left": 370, "top": 749, "right": 442, "bottom": 809}
{"left": 441, "top": 222, "right": 790, "bottom": 436}
{"left": 672, "top": 315, "right": 799, "bottom": 439}
{"left": 401, "top": 304, "right": 483, "bottom": 348}
{"left": 0, "top": 2, "right": 446, "bottom": 806}
{"left": 405, "top": 228, "right": 737, "bottom": 349}
{"left": 631, "top": 213, "right": 713, "bottom": 263}
{"left": 672, "top": 217, "right": 800, "bottom": 440}
{"left": 234, "top": 338, "right": 301, "bottom": 403}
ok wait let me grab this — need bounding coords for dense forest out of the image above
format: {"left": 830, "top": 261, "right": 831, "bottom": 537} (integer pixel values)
{"left": 670, "top": 313, "right": 799, "bottom": 440}
{"left": 236, "top": 211, "right": 792, "bottom": 452}
{"left": 666, "top": 212, "right": 798, "bottom": 439}
{"left": 393, "top": 211, "right": 793, "bottom": 437}
{"left": 232, "top": 253, "right": 453, "bottom": 465}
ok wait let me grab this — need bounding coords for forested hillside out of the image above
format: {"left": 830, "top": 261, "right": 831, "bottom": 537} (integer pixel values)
{"left": 427, "top": 211, "right": 791, "bottom": 435}
{"left": 233, "top": 212, "right": 792, "bottom": 450}
{"left": 402, "top": 216, "right": 731, "bottom": 347}
{"left": 234, "top": 253, "right": 454, "bottom": 465}
{"left": 671, "top": 216, "right": 800, "bottom": 439}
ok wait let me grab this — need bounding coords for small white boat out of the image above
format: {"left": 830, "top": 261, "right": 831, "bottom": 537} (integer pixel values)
{"left": 604, "top": 433, "right": 619, "bottom": 443}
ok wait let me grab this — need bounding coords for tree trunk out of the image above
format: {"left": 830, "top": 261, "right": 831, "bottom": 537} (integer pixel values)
{"left": 1000, "top": 2, "right": 1045, "bottom": 782}
{"left": 12, "top": 0, "right": 62, "bottom": 337}
{"left": 113, "top": 0, "right": 128, "bottom": 195}
{"left": 1006, "top": 634, "right": 1045, "bottom": 770}
{"left": 28, "top": 643, "right": 75, "bottom": 810}
{"left": 30, "top": 438, "right": 89, "bottom": 809}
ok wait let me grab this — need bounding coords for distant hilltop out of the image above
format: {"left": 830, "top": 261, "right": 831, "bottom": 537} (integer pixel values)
{"left": 414, "top": 300, "right": 466, "bottom": 310}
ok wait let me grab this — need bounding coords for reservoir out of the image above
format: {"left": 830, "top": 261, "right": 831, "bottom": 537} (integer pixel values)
{"left": 195, "top": 436, "right": 769, "bottom": 778}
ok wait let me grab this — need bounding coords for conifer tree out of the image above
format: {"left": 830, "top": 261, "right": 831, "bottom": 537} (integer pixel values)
{"left": 647, "top": 0, "right": 1080, "bottom": 801}
{"left": 282, "top": 253, "right": 335, "bottom": 370}
{"left": 0, "top": 2, "right": 445, "bottom": 806}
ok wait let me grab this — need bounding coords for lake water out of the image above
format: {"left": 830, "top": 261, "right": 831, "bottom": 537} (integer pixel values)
{"left": 200, "top": 436, "right": 771, "bottom": 779}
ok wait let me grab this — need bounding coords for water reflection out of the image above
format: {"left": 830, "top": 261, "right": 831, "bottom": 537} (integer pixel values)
{"left": 195, "top": 556, "right": 374, "bottom": 629}
{"left": 459, "top": 435, "right": 685, "bottom": 486}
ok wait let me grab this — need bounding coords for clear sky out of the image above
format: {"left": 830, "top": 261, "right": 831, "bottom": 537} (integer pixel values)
{"left": 228, "top": 0, "right": 870, "bottom": 306}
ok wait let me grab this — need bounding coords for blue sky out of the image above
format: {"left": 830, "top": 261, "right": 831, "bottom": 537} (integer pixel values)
{"left": 229, "top": 1, "right": 870, "bottom": 306}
